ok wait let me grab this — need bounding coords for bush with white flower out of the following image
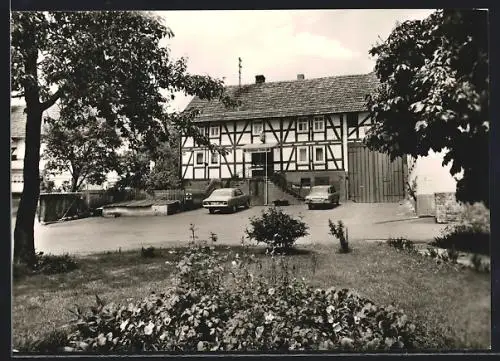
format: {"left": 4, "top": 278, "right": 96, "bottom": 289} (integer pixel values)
{"left": 29, "top": 238, "right": 419, "bottom": 352}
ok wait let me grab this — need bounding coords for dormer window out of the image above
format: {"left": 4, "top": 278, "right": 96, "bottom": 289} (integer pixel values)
{"left": 253, "top": 121, "right": 263, "bottom": 135}
{"left": 209, "top": 125, "right": 220, "bottom": 138}
{"left": 313, "top": 116, "right": 325, "bottom": 132}
{"left": 297, "top": 117, "right": 308, "bottom": 133}
{"left": 347, "top": 113, "right": 358, "bottom": 127}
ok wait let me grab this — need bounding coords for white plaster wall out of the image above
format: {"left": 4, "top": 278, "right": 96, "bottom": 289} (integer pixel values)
{"left": 410, "top": 149, "right": 457, "bottom": 195}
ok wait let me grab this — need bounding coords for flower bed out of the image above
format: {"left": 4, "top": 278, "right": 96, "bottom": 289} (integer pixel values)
{"left": 24, "top": 242, "right": 420, "bottom": 353}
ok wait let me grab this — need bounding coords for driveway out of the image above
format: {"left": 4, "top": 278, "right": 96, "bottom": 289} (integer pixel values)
{"left": 26, "top": 201, "right": 447, "bottom": 255}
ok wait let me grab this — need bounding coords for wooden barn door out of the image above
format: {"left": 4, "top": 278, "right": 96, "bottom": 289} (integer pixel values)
{"left": 348, "top": 143, "right": 406, "bottom": 203}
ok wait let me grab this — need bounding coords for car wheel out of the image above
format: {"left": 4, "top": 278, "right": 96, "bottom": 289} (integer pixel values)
{"left": 209, "top": 209, "right": 215, "bottom": 214}
{"left": 245, "top": 200, "right": 250, "bottom": 208}
{"left": 232, "top": 205, "right": 238, "bottom": 213}
{"left": 308, "top": 204, "right": 314, "bottom": 210}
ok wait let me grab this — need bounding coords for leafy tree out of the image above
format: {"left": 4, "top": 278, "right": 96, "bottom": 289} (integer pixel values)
{"left": 42, "top": 106, "right": 121, "bottom": 192}
{"left": 365, "top": 9, "right": 489, "bottom": 207}
{"left": 146, "top": 130, "right": 182, "bottom": 190}
{"left": 115, "top": 148, "right": 152, "bottom": 191}
{"left": 11, "top": 11, "right": 236, "bottom": 265}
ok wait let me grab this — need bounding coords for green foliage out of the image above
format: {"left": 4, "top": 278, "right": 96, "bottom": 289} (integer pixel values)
{"left": 431, "top": 225, "right": 489, "bottom": 256}
{"left": 141, "top": 247, "right": 157, "bottom": 259}
{"left": 14, "top": 252, "right": 79, "bottom": 278}
{"left": 245, "top": 208, "right": 309, "bottom": 252}
{"left": 470, "top": 253, "right": 482, "bottom": 272}
{"left": 328, "top": 219, "right": 350, "bottom": 253}
{"left": 15, "top": 329, "right": 70, "bottom": 353}
{"left": 426, "top": 247, "right": 439, "bottom": 259}
{"left": 146, "top": 137, "right": 182, "bottom": 191}
{"left": 42, "top": 113, "right": 121, "bottom": 192}
{"left": 446, "top": 247, "right": 459, "bottom": 264}
{"left": 386, "top": 238, "right": 416, "bottom": 253}
{"left": 28, "top": 242, "right": 419, "bottom": 352}
{"left": 366, "top": 10, "right": 489, "bottom": 207}
{"left": 115, "top": 148, "right": 152, "bottom": 191}
{"left": 11, "top": 11, "right": 238, "bottom": 264}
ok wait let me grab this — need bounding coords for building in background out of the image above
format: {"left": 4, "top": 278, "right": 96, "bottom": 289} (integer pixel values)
{"left": 10, "top": 104, "right": 119, "bottom": 200}
{"left": 181, "top": 72, "right": 458, "bottom": 214}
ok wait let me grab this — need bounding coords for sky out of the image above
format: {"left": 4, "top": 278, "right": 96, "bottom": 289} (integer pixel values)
{"left": 158, "top": 9, "right": 436, "bottom": 111}
{"left": 11, "top": 9, "right": 436, "bottom": 112}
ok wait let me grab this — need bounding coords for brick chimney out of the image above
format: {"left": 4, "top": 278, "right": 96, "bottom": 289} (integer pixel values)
{"left": 255, "top": 75, "right": 266, "bottom": 84}
{"left": 297, "top": 74, "right": 305, "bottom": 80}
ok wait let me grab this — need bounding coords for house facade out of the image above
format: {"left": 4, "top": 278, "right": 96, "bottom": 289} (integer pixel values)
{"left": 10, "top": 104, "right": 119, "bottom": 197}
{"left": 181, "top": 73, "right": 409, "bottom": 205}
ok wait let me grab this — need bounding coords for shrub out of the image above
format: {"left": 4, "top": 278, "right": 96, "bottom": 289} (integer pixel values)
{"left": 245, "top": 207, "right": 309, "bottom": 252}
{"left": 446, "top": 247, "right": 459, "bottom": 264}
{"left": 23, "top": 242, "right": 418, "bottom": 353}
{"left": 426, "top": 247, "right": 439, "bottom": 259}
{"left": 29, "top": 242, "right": 420, "bottom": 352}
{"left": 431, "top": 225, "right": 489, "bottom": 256}
{"left": 141, "top": 247, "right": 156, "bottom": 258}
{"left": 386, "top": 238, "right": 415, "bottom": 253}
{"left": 17, "top": 252, "right": 78, "bottom": 276}
{"left": 470, "top": 253, "right": 482, "bottom": 271}
{"left": 15, "top": 329, "right": 69, "bottom": 353}
{"left": 328, "top": 219, "right": 349, "bottom": 253}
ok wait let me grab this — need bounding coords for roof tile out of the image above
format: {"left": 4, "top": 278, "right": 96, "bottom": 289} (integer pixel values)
{"left": 11, "top": 104, "right": 60, "bottom": 139}
{"left": 186, "top": 72, "right": 379, "bottom": 121}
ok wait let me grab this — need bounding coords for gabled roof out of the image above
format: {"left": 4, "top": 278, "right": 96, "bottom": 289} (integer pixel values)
{"left": 11, "top": 104, "right": 60, "bottom": 139}
{"left": 186, "top": 72, "right": 379, "bottom": 122}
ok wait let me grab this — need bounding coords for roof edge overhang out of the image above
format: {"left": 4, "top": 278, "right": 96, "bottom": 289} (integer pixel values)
{"left": 191, "top": 106, "right": 368, "bottom": 122}
{"left": 240, "top": 142, "right": 279, "bottom": 152}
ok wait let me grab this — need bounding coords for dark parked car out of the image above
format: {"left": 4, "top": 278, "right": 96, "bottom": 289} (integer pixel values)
{"left": 304, "top": 185, "right": 340, "bottom": 209}
{"left": 202, "top": 188, "right": 250, "bottom": 214}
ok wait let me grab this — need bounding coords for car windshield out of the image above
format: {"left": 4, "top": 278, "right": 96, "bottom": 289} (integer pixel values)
{"left": 309, "top": 186, "right": 329, "bottom": 194}
{"left": 211, "top": 189, "right": 233, "bottom": 197}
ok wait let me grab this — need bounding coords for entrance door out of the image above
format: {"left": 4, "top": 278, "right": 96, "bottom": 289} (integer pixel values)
{"left": 347, "top": 142, "right": 406, "bottom": 203}
{"left": 251, "top": 151, "right": 274, "bottom": 177}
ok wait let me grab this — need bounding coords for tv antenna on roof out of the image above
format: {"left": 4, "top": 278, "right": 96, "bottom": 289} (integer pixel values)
{"left": 238, "top": 57, "right": 242, "bottom": 88}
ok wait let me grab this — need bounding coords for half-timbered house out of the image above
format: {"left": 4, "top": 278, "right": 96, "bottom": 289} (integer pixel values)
{"left": 181, "top": 73, "right": 408, "bottom": 205}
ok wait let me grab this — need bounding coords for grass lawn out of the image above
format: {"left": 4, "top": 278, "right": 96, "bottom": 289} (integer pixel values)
{"left": 12, "top": 242, "right": 490, "bottom": 351}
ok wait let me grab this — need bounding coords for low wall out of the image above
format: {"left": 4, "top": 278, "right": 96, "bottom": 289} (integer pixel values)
{"left": 82, "top": 190, "right": 114, "bottom": 209}
{"left": 435, "top": 192, "right": 464, "bottom": 223}
{"left": 102, "top": 201, "right": 180, "bottom": 217}
{"left": 38, "top": 192, "right": 87, "bottom": 223}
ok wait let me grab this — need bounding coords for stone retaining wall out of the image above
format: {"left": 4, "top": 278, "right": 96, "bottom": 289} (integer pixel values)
{"left": 435, "top": 192, "right": 465, "bottom": 223}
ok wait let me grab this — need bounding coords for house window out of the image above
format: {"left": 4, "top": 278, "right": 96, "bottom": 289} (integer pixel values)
{"left": 297, "top": 146, "right": 308, "bottom": 164}
{"left": 253, "top": 121, "right": 263, "bottom": 135}
{"left": 297, "top": 117, "right": 309, "bottom": 133}
{"left": 347, "top": 113, "right": 358, "bottom": 127}
{"left": 195, "top": 152, "right": 204, "bottom": 166}
{"left": 313, "top": 116, "right": 325, "bottom": 132}
{"left": 314, "top": 146, "right": 325, "bottom": 163}
{"left": 209, "top": 125, "right": 220, "bottom": 138}
{"left": 197, "top": 125, "right": 207, "bottom": 136}
{"left": 11, "top": 146, "right": 17, "bottom": 161}
{"left": 210, "top": 151, "right": 219, "bottom": 165}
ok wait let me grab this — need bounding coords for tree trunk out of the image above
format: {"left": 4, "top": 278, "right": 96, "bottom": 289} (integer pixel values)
{"left": 71, "top": 174, "right": 79, "bottom": 193}
{"left": 13, "top": 104, "right": 43, "bottom": 266}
